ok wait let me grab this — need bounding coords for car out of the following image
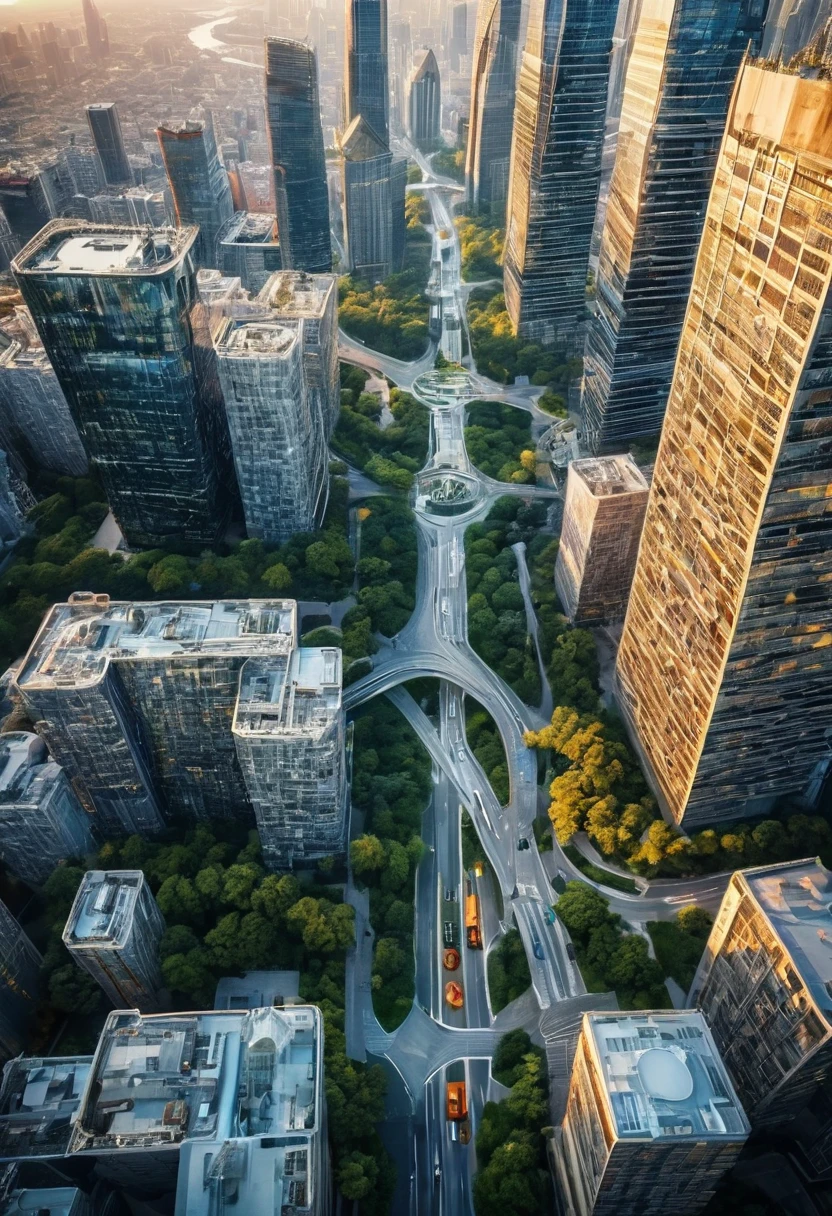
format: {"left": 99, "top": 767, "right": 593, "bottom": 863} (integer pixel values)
{"left": 518, "top": 837, "right": 530, "bottom": 851}
{"left": 533, "top": 940, "right": 545, "bottom": 960}
{"left": 566, "top": 943, "right": 576, "bottom": 962}
{"left": 443, "top": 921, "right": 456, "bottom": 946}
{"left": 545, "top": 906, "right": 556, "bottom": 924}
{"left": 458, "top": 749, "right": 466, "bottom": 760}
{"left": 444, "top": 888, "right": 458, "bottom": 903}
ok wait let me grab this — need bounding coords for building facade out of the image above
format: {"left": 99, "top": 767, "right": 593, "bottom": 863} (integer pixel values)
{"left": 503, "top": 0, "right": 617, "bottom": 349}
{"left": 581, "top": 0, "right": 767, "bottom": 454}
{"left": 345, "top": 0, "right": 389, "bottom": 146}
{"left": 689, "top": 860, "right": 832, "bottom": 1128}
{"left": 339, "top": 116, "right": 405, "bottom": 282}
{"left": 14, "top": 594, "right": 297, "bottom": 833}
{"left": 465, "top": 0, "right": 521, "bottom": 223}
{"left": 157, "top": 114, "right": 234, "bottom": 269}
{"left": 408, "top": 50, "right": 441, "bottom": 152}
{"left": 85, "top": 104, "right": 131, "bottom": 187}
{"left": 63, "top": 870, "right": 165, "bottom": 1013}
{"left": 233, "top": 647, "right": 348, "bottom": 869}
{"left": 217, "top": 210, "right": 282, "bottom": 294}
{"left": 82, "top": 0, "right": 108, "bottom": 59}
{"left": 615, "top": 63, "right": 832, "bottom": 828}
{"left": 0, "top": 732, "right": 93, "bottom": 885}
{"left": 265, "top": 39, "right": 331, "bottom": 273}
{"left": 0, "top": 901, "right": 40, "bottom": 1062}
{"left": 554, "top": 1011, "right": 749, "bottom": 1216}
{"left": 554, "top": 455, "right": 649, "bottom": 625}
{"left": 214, "top": 317, "right": 328, "bottom": 545}
{"left": 12, "top": 221, "right": 232, "bottom": 549}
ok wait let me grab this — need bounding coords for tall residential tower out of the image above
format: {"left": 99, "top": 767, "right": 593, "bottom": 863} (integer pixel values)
{"left": 408, "top": 50, "right": 441, "bottom": 152}
{"left": 157, "top": 114, "right": 234, "bottom": 269}
{"left": 345, "top": 0, "right": 389, "bottom": 145}
{"left": 465, "top": 0, "right": 521, "bottom": 222}
{"left": 85, "top": 104, "right": 131, "bottom": 187}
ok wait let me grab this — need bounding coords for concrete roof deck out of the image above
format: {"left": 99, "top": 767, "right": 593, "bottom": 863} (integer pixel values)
{"left": 12, "top": 220, "right": 197, "bottom": 277}
{"left": 233, "top": 649, "right": 342, "bottom": 739}
{"left": 571, "top": 454, "right": 649, "bottom": 498}
{"left": 62, "top": 870, "right": 143, "bottom": 949}
{"left": 0, "top": 1055, "right": 92, "bottom": 1160}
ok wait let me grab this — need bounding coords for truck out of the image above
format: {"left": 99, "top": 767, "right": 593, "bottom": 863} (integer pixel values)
{"left": 465, "top": 892, "right": 482, "bottom": 949}
{"left": 446, "top": 1081, "right": 468, "bottom": 1121}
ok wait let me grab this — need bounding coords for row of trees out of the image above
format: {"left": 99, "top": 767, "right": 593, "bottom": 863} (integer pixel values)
{"left": 466, "top": 498, "right": 546, "bottom": 706}
{"left": 467, "top": 702, "right": 511, "bottom": 806}
{"left": 334, "top": 364, "right": 429, "bottom": 492}
{"left": 349, "top": 700, "right": 432, "bottom": 1030}
{"left": 473, "top": 1030, "right": 552, "bottom": 1216}
{"left": 467, "top": 287, "right": 583, "bottom": 389}
{"left": 455, "top": 214, "right": 503, "bottom": 281}
{"left": 464, "top": 400, "right": 536, "bottom": 484}
{"left": 487, "top": 927, "right": 532, "bottom": 1013}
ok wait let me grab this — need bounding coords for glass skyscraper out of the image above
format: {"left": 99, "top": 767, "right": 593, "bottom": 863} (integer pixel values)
{"left": 265, "top": 38, "right": 331, "bottom": 273}
{"left": 408, "top": 49, "right": 441, "bottom": 152}
{"left": 85, "top": 103, "right": 131, "bottom": 187}
{"left": 503, "top": 0, "right": 617, "bottom": 349}
{"left": 581, "top": 0, "right": 766, "bottom": 453}
{"left": 465, "top": 0, "right": 521, "bottom": 223}
{"left": 615, "top": 61, "right": 832, "bottom": 829}
{"left": 345, "top": 0, "right": 389, "bottom": 145}
{"left": 13, "top": 221, "right": 231, "bottom": 548}
{"left": 340, "top": 116, "right": 406, "bottom": 282}
{"left": 157, "top": 113, "right": 234, "bottom": 269}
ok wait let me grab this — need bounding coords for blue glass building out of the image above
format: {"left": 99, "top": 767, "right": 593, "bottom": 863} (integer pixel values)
{"left": 157, "top": 113, "right": 234, "bottom": 269}
{"left": 345, "top": 0, "right": 389, "bottom": 146}
{"left": 465, "top": 0, "right": 521, "bottom": 223}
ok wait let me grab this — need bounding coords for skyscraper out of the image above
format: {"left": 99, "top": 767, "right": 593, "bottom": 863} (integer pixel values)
{"left": 81, "top": 0, "right": 108, "bottom": 59}
{"left": 0, "top": 1054, "right": 92, "bottom": 1164}
{"left": 63, "top": 870, "right": 165, "bottom": 1013}
{"left": 408, "top": 49, "right": 441, "bottom": 152}
{"left": 581, "top": 0, "right": 766, "bottom": 453}
{"left": 0, "top": 733, "right": 93, "bottom": 885}
{"left": 0, "top": 901, "right": 40, "bottom": 1062}
{"left": 614, "top": 61, "right": 832, "bottom": 829}
{"left": 689, "top": 860, "right": 832, "bottom": 1129}
{"left": 465, "top": 0, "right": 521, "bottom": 223}
{"left": 503, "top": 0, "right": 617, "bottom": 349}
{"left": 554, "top": 455, "right": 649, "bottom": 625}
{"left": 345, "top": 0, "right": 389, "bottom": 146}
{"left": 215, "top": 315, "right": 328, "bottom": 543}
{"left": 217, "top": 211, "right": 282, "bottom": 294}
{"left": 450, "top": 2, "right": 469, "bottom": 70}
{"left": 13, "top": 221, "right": 231, "bottom": 549}
{"left": 157, "top": 114, "right": 234, "bottom": 269}
{"left": 339, "top": 115, "right": 405, "bottom": 282}
{"left": 85, "top": 104, "right": 131, "bottom": 187}
{"left": 233, "top": 647, "right": 348, "bottom": 869}
{"left": 265, "top": 38, "right": 331, "bottom": 273}
{"left": 259, "top": 269, "right": 340, "bottom": 437}
{"left": 15, "top": 594, "right": 298, "bottom": 833}
{"left": 554, "top": 1011, "right": 749, "bottom": 1216}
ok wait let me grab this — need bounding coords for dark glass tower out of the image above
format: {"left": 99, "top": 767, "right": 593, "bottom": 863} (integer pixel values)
{"left": 157, "top": 113, "right": 234, "bottom": 269}
{"left": 81, "top": 0, "right": 108, "bottom": 59}
{"left": 12, "top": 221, "right": 232, "bottom": 548}
{"left": 408, "top": 49, "right": 441, "bottom": 152}
{"left": 465, "top": 0, "right": 521, "bottom": 223}
{"left": 581, "top": 0, "right": 766, "bottom": 453}
{"left": 265, "top": 38, "right": 331, "bottom": 273}
{"left": 345, "top": 0, "right": 389, "bottom": 145}
{"left": 503, "top": 0, "right": 617, "bottom": 350}
{"left": 86, "top": 103, "right": 131, "bottom": 187}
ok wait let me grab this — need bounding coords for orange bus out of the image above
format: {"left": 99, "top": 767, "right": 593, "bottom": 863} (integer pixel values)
{"left": 446, "top": 1081, "right": 468, "bottom": 1121}
{"left": 465, "top": 893, "right": 482, "bottom": 949}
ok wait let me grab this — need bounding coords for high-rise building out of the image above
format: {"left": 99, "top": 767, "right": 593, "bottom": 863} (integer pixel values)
{"left": 408, "top": 49, "right": 441, "bottom": 152}
{"left": 339, "top": 116, "right": 405, "bottom": 282}
{"left": 62, "top": 144, "right": 104, "bottom": 197}
{"left": 554, "top": 1011, "right": 749, "bottom": 1216}
{"left": 464, "top": 0, "right": 521, "bottom": 223}
{"left": 0, "top": 208, "right": 20, "bottom": 273}
{"left": 68, "top": 1004, "right": 329, "bottom": 1205}
{"left": 0, "top": 304, "right": 88, "bottom": 476}
{"left": 345, "top": 0, "right": 389, "bottom": 146}
{"left": 0, "top": 170, "right": 56, "bottom": 249}
{"left": 259, "top": 269, "right": 340, "bottom": 437}
{"left": 581, "top": 0, "right": 766, "bottom": 454}
{"left": 217, "top": 210, "right": 282, "bottom": 294}
{"left": 81, "top": 0, "right": 108, "bottom": 59}
{"left": 0, "top": 900, "right": 40, "bottom": 1062}
{"left": 554, "top": 455, "right": 648, "bottom": 625}
{"left": 614, "top": 62, "right": 832, "bottom": 829}
{"left": 503, "top": 0, "right": 617, "bottom": 350}
{"left": 214, "top": 317, "right": 329, "bottom": 545}
{"left": 0, "top": 733, "right": 93, "bottom": 885}
{"left": 233, "top": 647, "right": 348, "bottom": 869}
{"left": 14, "top": 594, "right": 297, "bottom": 833}
{"left": 86, "top": 187, "right": 169, "bottom": 227}
{"left": 265, "top": 38, "right": 331, "bottom": 273}
{"left": 390, "top": 18, "right": 412, "bottom": 137}
{"left": 450, "top": 1, "right": 469, "bottom": 69}
{"left": 0, "top": 1054, "right": 92, "bottom": 1163}
{"left": 63, "top": 870, "right": 165, "bottom": 1013}
{"left": 689, "top": 860, "right": 832, "bottom": 1129}
{"left": 13, "top": 221, "right": 232, "bottom": 549}
{"left": 157, "top": 114, "right": 234, "bottom": 269}
{"left": 85, "top": 104, "right": 131, "bottom": 187}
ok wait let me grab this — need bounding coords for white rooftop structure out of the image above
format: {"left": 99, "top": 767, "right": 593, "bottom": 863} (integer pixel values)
{"left": 63, "top": 870, "right": 148, "bottom": 950}
{"left": 234, "top": 648, "right": 342, "bottom": 739}
{"left": 585, "top": 1011, "right": 749, "bottom": 1141}
{"left": 13, "top": 221, "right": 197, "bottom": 277}
{"left": 0, "top": 1055, "right": 92, "bottom": 1161}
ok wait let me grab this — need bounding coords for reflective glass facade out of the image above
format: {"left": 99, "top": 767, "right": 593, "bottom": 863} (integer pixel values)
{"left": 582, "top": 0, "right": 766, "bottom": 453}
{"left": 340, "top": 116, "right": 406, "bottom": 282}
{"left": 0, "top": 900, "right": 40, "bottom": 1062}
{"left": 157, "top": 115, "right": 234, "bottom": 269}
{"left": 503, "top": 0, "right": 617, "bottom": 349}
{"left": 86, "top": 104, "right": 131, "bottom": 187}
{"left": 408, "top": 50, "right": 441, "bottom": 152}
{"left": 465, "top": 0, "right": 521, "bottom": 223}
{"left": 615, "top": 63, "right": 832, "bottom": 828}
{"left": 345, "top": 0, "right": 389, "bottom": 145}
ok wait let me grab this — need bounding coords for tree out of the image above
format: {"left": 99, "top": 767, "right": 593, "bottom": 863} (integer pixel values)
{"left": 373, "top": 936, "right": 405, "bottom": 981}
{"left": 676, "top": 905, "right": 713, "bottom": 938}
{"left": 262, "top": 562, "right": 292, "bottom": 592}
{"left": 48, "top": 964, "right": 101, "bottom": 1015}
{"left": 251, "top": 873, "right": 300, "bottom": 921}
{"left": 156, "top": 875, "right": 203, "bottom": 924}
{"left": 147, "top": 554, "right": 192, "bottom": 595}
{"left": 161, "top": 947, "right": 214, "bottom": 1000}
{"left": 160, "top": 924, "right": 200, "bottom": 959}
{"left": 338, "top": 1151, "right": 379, "bottom": 1200}
{"left": 554, "top": 882, "right": 614, "bottom": 941}
{"left": 222, "top": 863, "right": 264, "bottom": 910}
{"left": 606, "top": 934, "right": 663, "bottom": 992}
{"left": 350, "top": 834, "right": 387, "bottom": 876}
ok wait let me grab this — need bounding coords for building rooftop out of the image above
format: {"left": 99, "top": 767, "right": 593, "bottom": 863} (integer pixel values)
{"left": 0, "top": 732, "right": 50, "bottom": 802}
{"left": 571, "top": 454, "right": 649, "bottom": 499}
{"left": 196, "top": 269, "right": 246, "bottom": 307}
{"left": 213, "top": 971, "right": 300, "bottom": 1011}
{"left": 233, "top": 648, "right": 342, "bottom": 739}
{"left": 176, "top": 1135, "right": 312, "bottom": 1216}
{"left": 62, "top": 870, "right": 146, "bottom": 950}
{"left": 0, "top": 1055, "right": 92, "bottom": 1161}
{"left": 17, "top": 595, "right": 297, "bottom": 693}
{"left": 219, "top": 211, "right": 277, "bottom": 246}
{"left": 11, "top": 220, "right": 197, "bottom": 277}
{"left": 584, "top": 1012, "right": 749, "bottom": 1142}
{"left": 741, "top": 859, "right": 832, "bottom": 1017}
{"left": 217, "top": 319, "right": 298, "bottom": 358}
{"left": 0, "top": 1187, "right": 83, "bottom": 1216}
{"left": 0, "top": 306, "right": 50, "bottom": 372}
{"left": 257, "top": 270, "right": 335, "bottom": 319}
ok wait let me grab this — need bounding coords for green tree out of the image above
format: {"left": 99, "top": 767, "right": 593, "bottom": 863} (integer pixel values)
{"left": 251, "top": 873, "right": 301, "bottom": 920}
{"left": 221, "top": 863, "right": 264, "bottom": 910}
{"left": 554, "top": 882, "right": 614, "bottom": 941}
{"left": 48, "top": 964, "right": 101, "bottom": 1015}
{"left": 350, "top": 834, "right": 387, "bottom": 875}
